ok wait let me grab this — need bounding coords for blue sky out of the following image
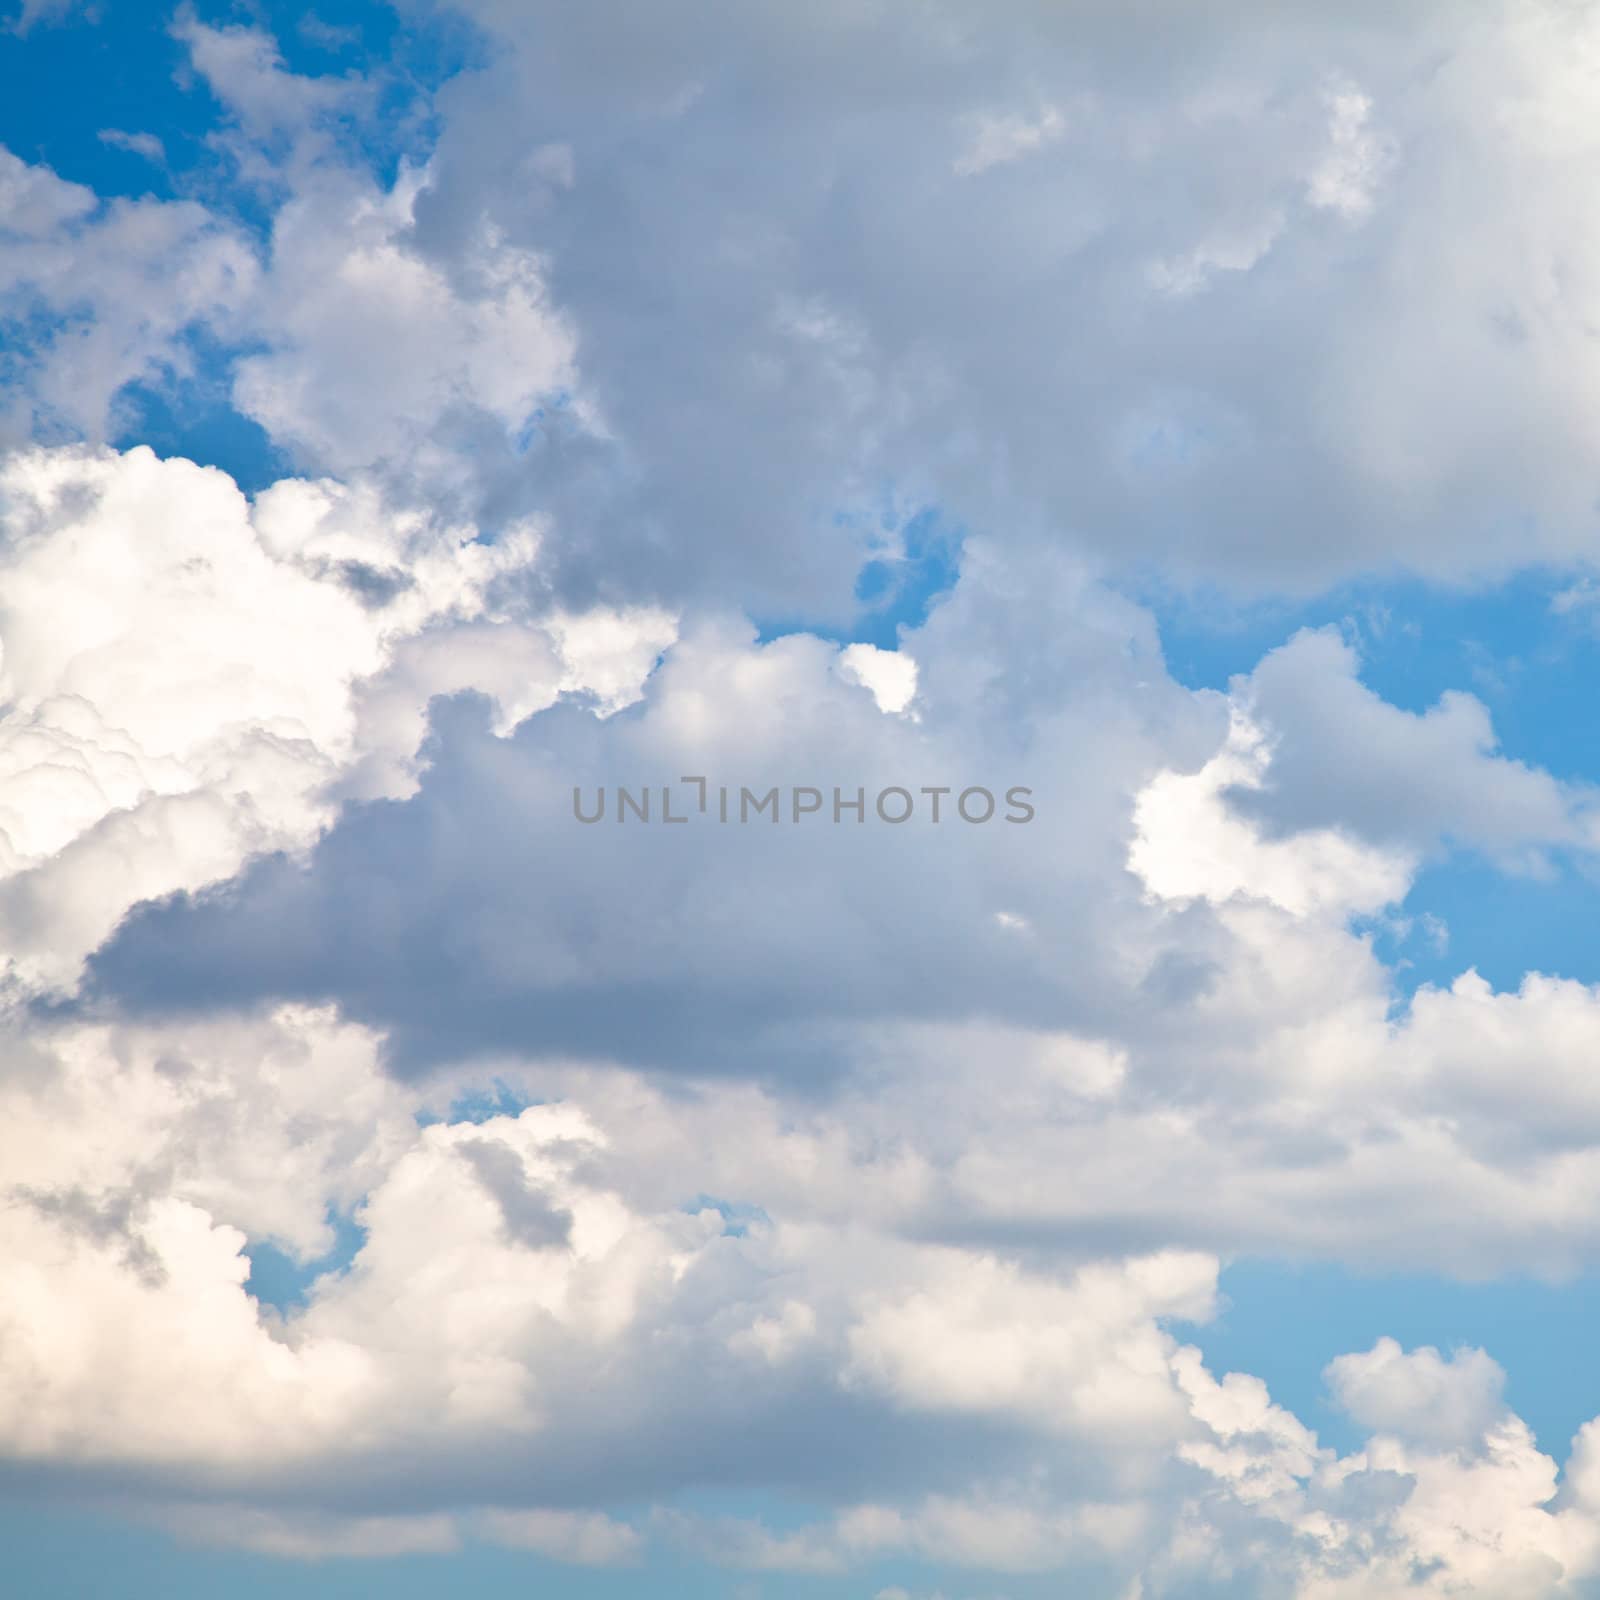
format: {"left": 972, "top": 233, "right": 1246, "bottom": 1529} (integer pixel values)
{"left": 9, "top": 2, "right": 1600, "bottom": 1598}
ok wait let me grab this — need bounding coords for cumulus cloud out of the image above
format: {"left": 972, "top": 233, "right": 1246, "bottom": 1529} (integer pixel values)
{"left": 10, "top": 990, "right": 1600, "bottom": 1596}
{"left": 1129, "top": 704, "right": 1413, "bottom": 919}
{"left": 160, "top": 12, "right": 584, "bottom": 526}
{"left": 11, "top": 2, "right": 1600, "bottom": 617}
{"left": 6, "top": 551, "right": 1600, "bottom": 1588}
{"left": 61, "top": 524, "right": 1600, "bottom": 1302}
{"left": 16, "top": 2, "right": 1600, "bottom": 612}
{"left": 0, "top": 444, "right": 668, "bottom": 990}
{"left": 8, "top": 4, "right": 1600, "bottom": 1596}
{"left": 1226, "top": 628, "right": 1592, "bottom": 865}
{"left": 0, "top": 439, "right": 1590, "bottom": 1589}
{"left": 1128, "top": 623, "right": 1600, "bottom": 920}
{"left": 88, "top": 542, "right": 1214, "bottom": 1073}
{"left": 23, "top": 1036, "right": 1600, "bottom": 1600}
{"left": 343, "top": 0, "right": 1600, "bottom": 613}
{"left": 228, "top": 157, "right": 577, "bottom": 501}
{"left": 1325, "top": 1339, "right": 1509, "bottom": 1453}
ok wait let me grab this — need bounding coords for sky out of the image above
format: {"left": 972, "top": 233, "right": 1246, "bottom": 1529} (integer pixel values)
{"left": 9, "top": 0, "right": 1600, "bottom": 1596}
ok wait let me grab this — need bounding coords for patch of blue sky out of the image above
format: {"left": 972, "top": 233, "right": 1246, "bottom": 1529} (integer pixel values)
{"left": 757, "top": 505, "right": 964, "bottom": 649}
{"left": 0, "top": 2, "right": 491, "bottom": 488}
{"left": 109, "top": 328, "right": 290, "bottom": 491}
{"left": 1385, "top": 851, "right": 1600, "bottom": 994}
{"left": 0, "top": 0, "right": 474, "bottom": 225}
{"left": 1, "top": 3, "right": 192, "bottom": 204}
{"left": 421, "top": 1077, "right": 540, "bottom": 1127}
{"left": 240, "top": 0, "right": 486, "bottom": 202}
{"left": 0, "top": 1502, "right": 700, "bottom": 1600}
{"left": 681, "top": 1195, "right": 771, "bottom": 1238}
{"left": 508, "top": 386, "right": 579, "bottom": 456}
{"left": 1147, "top": 569, "right": 1600, "bottom": 779}
{"left": 0, "top": 1496, "right": 1119, "bottom": 1600}
{"left": 241, "top": 1207, "right": 367, "bottom": 1313}
{"left": 1192, "top": 1259, "right": 1600, "bottom": 1463}
{"left": 1148, "top": 570, "right": 1600, "bottom": 998}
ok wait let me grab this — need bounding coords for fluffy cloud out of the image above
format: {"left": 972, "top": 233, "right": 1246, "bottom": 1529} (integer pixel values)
{"left": 1224, "top": 628, "right": 1593, "bottom": 865}
{"left": 8, "top": 996, "right": 1600, "bottom": 1597}
{"left": 228, "top": 155, "right": 576, "bottom": 503}
{"left": 9, "top": 4, "right": 1600, "bottom": 1596}
{"left": 88, "top": 541, "right": 1214, "bottom": 1072}
{"left": 351, "top": 0, "right": 1600, "bottom": 613}
{"left": 69, "top": 521, "right": 1600, "bottom": 1294}
{"left": 20, "top": 2, "right": 1600, "bottom": 613}
{"left": 2, "top": 16, "right": 577, "bottom": 541}
{"left": 1325, "top": 1338, "right": 1509, "bottom": 1453}
{"left": 165, "top": 12, "right": 583, "bottom": 527}
{"left": 16, "top": 2, "right": 1600, "bottom": 617}
{"left": 0, "top": 149, "right": 255, "bottom": 445}
{"left": 1128, "top": 624, "right": 1599, "bottom": 917}
{"left": 0, "top": 444, "right": 668, "bottom": 990}
{"left": 5, "top": 439, "right": 1592, "bottom": 1590}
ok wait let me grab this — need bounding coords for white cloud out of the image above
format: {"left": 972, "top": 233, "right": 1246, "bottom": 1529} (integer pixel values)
{"left": 1325, "top": 1338, "right": 1508, "bottom": 1452}
{"left": 10, "top": 7, "right": 1600, "bottom": 1596}
{"left": 4, "top": 945, "right": 1600, "bottom": 1590}
{"left": 333, "top": 0, "right": 1600, "bottom": 610}
{"left": 0, "top": 445, "right": 670, "bottom": 989}
{"left": 953, "top": 105, "right": 1068, "bottom": 177}
{"left": 1230, "top": 628, "right": 1587, "bottom": 862}
{"left": 1130, "top": 625, "right": 1599, "bottom": 923}
{"left": 838, "top": 642, "right": 919, "bottom": 715}
{"left": 1130, "top": 705, "right": 1412, "bottom": 918}
{"left": 1306, "top": 80, "right": 1393, "bottom": 219}
{"left": 69, "top": 531, "right": 1600, "bottom": 1294}
{"left": 845, "top": 1250, "right": 1215, "bottom": 1446}
{"left": 0, "top": 149, "right": 256, "bottom": 445}
{"left": 11, "top": 2, "right": 1600, "bottom": 608}
{"left": 229, "top": 160, "right": 577, "bottom": 493}
{"left": 1146, "top": 212, "right": 1285, "bottom": 299}
{"left": 96, "top": 129, "right": 166, "bottom": 164}
{"left": 478, "top": 1508, "right": 642, "bottom": 1566}
{"left": 170, "top": 10, "right": 361, "bottom": 149}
